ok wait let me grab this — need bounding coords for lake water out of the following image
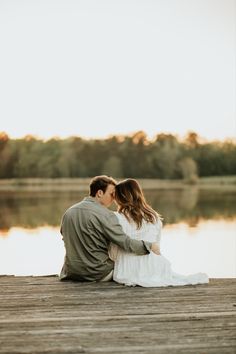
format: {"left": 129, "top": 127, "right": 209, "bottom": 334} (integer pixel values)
{"left": 0, "top": 188, "right": 235, "bottom": 278}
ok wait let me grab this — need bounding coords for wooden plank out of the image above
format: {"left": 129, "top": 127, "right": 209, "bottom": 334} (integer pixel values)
{"left": 0, "top": 277, "right": 235, "bottom": 353}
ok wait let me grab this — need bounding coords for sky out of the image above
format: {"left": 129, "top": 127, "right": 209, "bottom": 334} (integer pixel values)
{"left": 0, "top": 0, "right": 235, "bottom": 141}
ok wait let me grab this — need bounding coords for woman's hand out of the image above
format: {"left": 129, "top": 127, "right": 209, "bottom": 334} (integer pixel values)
{"left": 151, "top": 243, "right": 160, "bottom": 255}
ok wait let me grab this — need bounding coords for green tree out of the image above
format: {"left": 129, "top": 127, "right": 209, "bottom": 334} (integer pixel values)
{"left": 178, "top": 157, "right": 198, "bottom": 183}
{"left": 102, "top": 156, "right": 123, "bottom": 177}
{"left": 150, "top": 134, "right": 182, "bottom": 178}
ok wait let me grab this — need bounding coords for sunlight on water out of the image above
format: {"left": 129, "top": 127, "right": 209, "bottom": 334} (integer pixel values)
{"left": 0, "top": 220, "right": 235, "bottom": 277}
{"left": 0, "top": 227, "right": 64, "bottom": 276}
{"left": 161, "top": 220, "right": 236, "bottom": 278}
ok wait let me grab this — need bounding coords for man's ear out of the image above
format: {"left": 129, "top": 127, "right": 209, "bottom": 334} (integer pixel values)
{"left": 97, "top": 190, "right": 104, "bottom": 198}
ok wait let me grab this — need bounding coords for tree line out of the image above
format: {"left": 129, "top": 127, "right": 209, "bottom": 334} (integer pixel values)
{"left": 0, "top": 131, "right": 235, "bottom": 180}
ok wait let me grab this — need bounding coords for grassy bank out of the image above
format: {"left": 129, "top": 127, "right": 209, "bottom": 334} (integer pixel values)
{"left": 0, "top": 176, "right": 236, "bottom": 192}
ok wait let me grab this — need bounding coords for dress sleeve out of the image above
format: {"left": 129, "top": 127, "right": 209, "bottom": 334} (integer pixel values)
{"left": 155, "top": 218, "right": 162, "bottom": 245}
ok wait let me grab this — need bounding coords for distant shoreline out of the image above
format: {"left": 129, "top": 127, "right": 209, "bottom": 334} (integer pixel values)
{"left": 0, "top": 176, "right": 236, "bottom": 192}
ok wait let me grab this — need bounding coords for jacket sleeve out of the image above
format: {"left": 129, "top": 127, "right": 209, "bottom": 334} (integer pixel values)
{"left": 101, "top": 213, "right": 152, "bottom": 255}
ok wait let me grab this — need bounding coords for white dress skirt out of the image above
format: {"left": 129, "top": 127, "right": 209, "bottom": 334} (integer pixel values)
{"left": 109, "top": 212, "right": 209, "bottom": 287}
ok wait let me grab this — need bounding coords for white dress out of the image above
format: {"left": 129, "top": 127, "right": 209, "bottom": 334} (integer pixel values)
{"left": 109, "top": 212, "right": 209, "bottom": 287}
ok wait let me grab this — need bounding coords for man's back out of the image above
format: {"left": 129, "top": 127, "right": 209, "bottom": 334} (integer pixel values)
{"left": 60, "top": 197, "right": 115, "bottom": 281}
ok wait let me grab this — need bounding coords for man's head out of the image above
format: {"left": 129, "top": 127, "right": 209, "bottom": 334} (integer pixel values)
{"left": 89, "top": 175, "right": 117, "bottom": 207}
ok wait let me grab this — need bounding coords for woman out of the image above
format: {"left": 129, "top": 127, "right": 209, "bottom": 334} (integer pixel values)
{"left": 109, "top": 178, "right": 209, "bottom": 287}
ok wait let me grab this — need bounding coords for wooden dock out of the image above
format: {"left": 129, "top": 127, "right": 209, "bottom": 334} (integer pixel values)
{"left": 0, "top": 276, "right": 235, "bottom": 353}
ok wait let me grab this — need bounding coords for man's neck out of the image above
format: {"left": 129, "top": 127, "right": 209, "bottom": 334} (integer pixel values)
{"left": 95, "top": 196, "right": 106, "bottom": 207}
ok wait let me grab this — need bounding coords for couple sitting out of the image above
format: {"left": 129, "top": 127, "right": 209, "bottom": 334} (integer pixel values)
{"left": 60, "top": 175, "right": 208, "bottom": 287}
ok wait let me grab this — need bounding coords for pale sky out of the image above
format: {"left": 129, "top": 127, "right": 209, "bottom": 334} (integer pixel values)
{"left": 0, "top": 0, "right": 235, "bottom": 141}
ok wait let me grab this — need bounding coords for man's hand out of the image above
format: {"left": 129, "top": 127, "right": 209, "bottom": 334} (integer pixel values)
{"left": 151, "top": 243, "right": 160, "bottom": 255}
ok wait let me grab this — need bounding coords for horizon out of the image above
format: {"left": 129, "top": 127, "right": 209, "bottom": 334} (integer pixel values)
{"left": 1, "top": 129, "right": 235, "bottom": 143}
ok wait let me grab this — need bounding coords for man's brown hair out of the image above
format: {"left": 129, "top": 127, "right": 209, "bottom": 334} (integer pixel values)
{"left": 89, "top": 175, "right": 117, "bottom": 197}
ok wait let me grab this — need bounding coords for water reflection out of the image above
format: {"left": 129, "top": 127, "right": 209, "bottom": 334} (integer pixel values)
{"left": 0, "top": 189, "right": 235, "bottom": 277}
{"left": 0, "top": 221, "right": 235, "bottom": 278}
{"left": 0, "top": 188, "right": 236, "bottom": 231}
{"left": 161, "top": 221, "right": 236, "bottom": 278}
{"left": 145, "top": 188, "right": 236, "bottom": 226}
{"left": 0, "top": 227, "right": 64, "bottom": 276}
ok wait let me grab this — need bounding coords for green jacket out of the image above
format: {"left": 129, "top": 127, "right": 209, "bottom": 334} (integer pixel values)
{"left": 59, "top": 196, "right": 152, "bottom": 281}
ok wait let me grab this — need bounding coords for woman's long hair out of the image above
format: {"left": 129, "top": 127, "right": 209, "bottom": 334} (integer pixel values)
{"left": 115, "top": 179, "right": 160, "bottom": 229}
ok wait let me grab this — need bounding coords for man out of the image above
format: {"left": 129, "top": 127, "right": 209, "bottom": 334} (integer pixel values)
{"left": 59, "top": 175, "right": 160, "bottom": 282}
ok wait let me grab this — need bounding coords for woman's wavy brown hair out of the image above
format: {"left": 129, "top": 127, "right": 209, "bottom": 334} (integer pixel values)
{"left": 115, "top": 178, "right": 160, "bottom": 229}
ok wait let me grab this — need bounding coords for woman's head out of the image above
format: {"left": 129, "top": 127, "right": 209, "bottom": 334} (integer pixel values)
{"left": 115, "top": 178, "right": 143, "bottom": 207}
{"left": 115, "top": 178, "right": 158, "bottom": 228}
